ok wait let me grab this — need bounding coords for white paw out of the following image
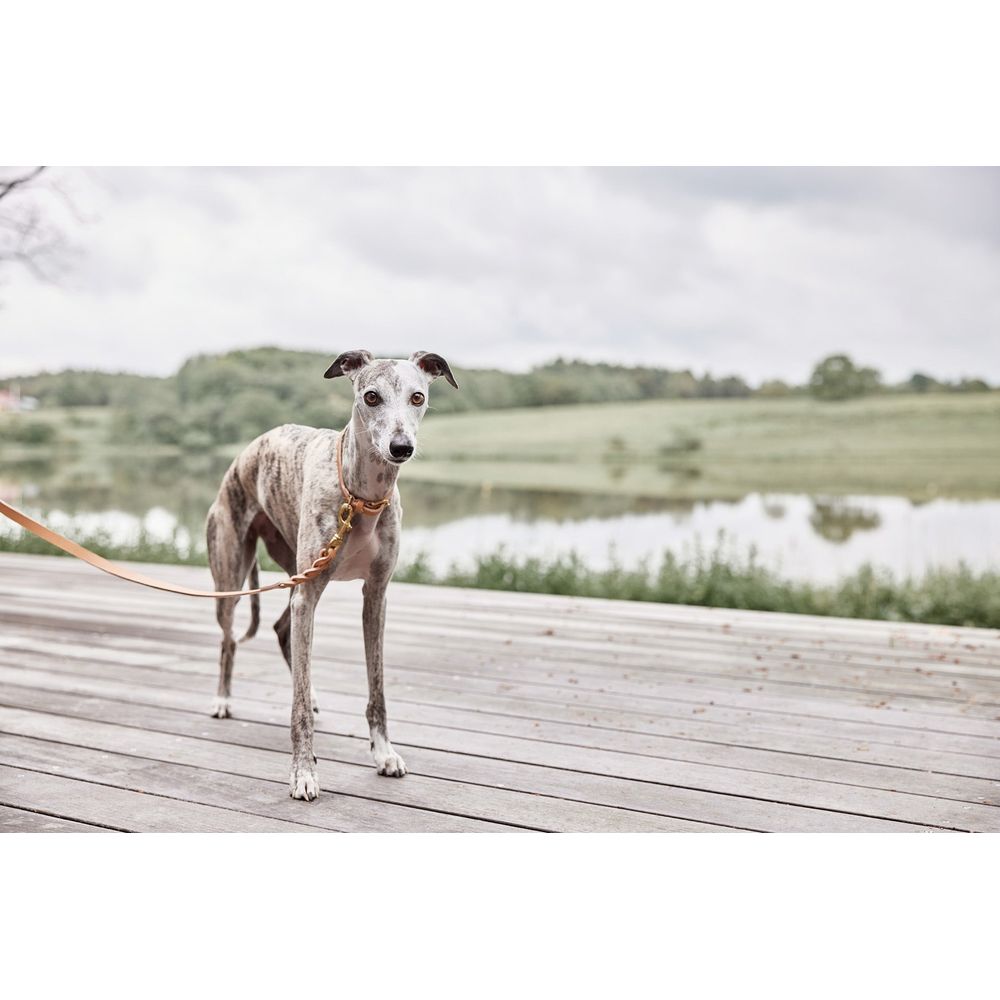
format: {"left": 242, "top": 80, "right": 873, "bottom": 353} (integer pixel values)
{"left": 311, "top": 687, "right": 320, "bottom": 714}
{"left": 289, "top": 765, "right": 319, "bottom": 801}
{"left": 210, "top": 697, "right": 231, "bottom": 719}
{"left": 375, "top": 748, "right": 407, "bottom": 777}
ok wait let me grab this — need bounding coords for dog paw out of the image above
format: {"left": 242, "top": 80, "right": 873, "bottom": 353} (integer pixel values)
{"left": 210, "top": 697, "right": 231, "bottom": 719}
{"left": 289, "top": 765, "right": 319, "bottom": 801}
{"left": 375, "top": 748, "right": 407, "bottom": 778}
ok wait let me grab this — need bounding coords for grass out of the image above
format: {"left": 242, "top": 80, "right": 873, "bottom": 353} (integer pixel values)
{"left": 414, "top": 392, "right": 1000, "bottom": 499}
{"left": 2, "top": 527, "right": 997, "bottom": 630}
{"left": 396, "top": 548, "right": 1000, "bottom": 629}
{"left": 4, "top": 392, "right": 999, "bottom": 500}
{"left": 0, "top": 526, "right": 208, "bottom": 566}
{"left": 0, "top": 406, "right": 113, "bottom": 458}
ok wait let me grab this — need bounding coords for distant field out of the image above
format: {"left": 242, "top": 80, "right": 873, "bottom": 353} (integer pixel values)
{"left": 2, "top": 392, "right": 998, "bottom": 500}
{"left": 413, "top": 392, "right": 1000, "bottom": 499}
{"left": 0, "top": 405, "right": 113, "bottom": 457}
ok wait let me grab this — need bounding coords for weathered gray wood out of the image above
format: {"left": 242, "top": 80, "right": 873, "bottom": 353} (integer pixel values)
{"left": 4, "top": 659, "right": 1000, "bottom": 794}
{"left": 0, "top": 803, "right": 109, "bottom": 833}
{"left": 2, "top": 552, "right": 998, "bottom": 832}
{"left": 8, "top": 579, "right": 1000, "bottom": 677}
{"left": 8, "top": 644, "right": 1000, "bottom": 770}
{"left": 7, "top": 587, "right": 998, "bottom": 694}
{"left": 0, "top": 733, "right": 527, "bottom": 833}
{"left": 0, "top": 592, "right": 1000, "bottom": 731}
{"left": 2, "top": 679, "right": 995, "bottom": 831}
{"left": 5, "top": 611, "right": 999, "bottom": 748}
{"left": 5, "top": 598, "right": 998, "bottom": 721}
{"left": 0, "top": 764, "right": 324, "bottom": 833}
{"left": 0, "top": 694, "right": 929, "bottom": 832}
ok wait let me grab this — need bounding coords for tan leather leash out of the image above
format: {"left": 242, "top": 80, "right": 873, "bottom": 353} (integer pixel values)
{"left": 0, "top": 430, "right": 392, "bottom": 599}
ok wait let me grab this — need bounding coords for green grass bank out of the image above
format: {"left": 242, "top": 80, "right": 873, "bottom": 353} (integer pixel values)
{"left": 1, "top": 529, "right": 996, "bottom": 630}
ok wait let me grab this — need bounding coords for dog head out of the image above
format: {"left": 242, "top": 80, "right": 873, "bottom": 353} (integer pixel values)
{"left": 324, "top": 350, "right": 459, "bottom": 464}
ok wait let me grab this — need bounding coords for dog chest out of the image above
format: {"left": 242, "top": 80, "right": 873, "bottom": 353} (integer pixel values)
{"left": 329, "top": 517, "right": 382, "bottom": 581}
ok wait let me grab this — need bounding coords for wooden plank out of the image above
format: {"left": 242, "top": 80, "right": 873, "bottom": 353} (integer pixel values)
{"left": 6, "top": 589, "right": 997, "bottom": 693}
{"left": 0, "top": 733, "right": 528, "bottom": 834}
{"left": 5, "top": 604, "right": 999, "bottom": 734}
{"left": 10, "top": 641, "right": 1000, "bottom": 766}
{"left": 3, "top": 681, "right": 993, "bottom": 831}
{"left": 0, "top": 695, "right": 929, "bottom": 833}
{"left": 0, "top": 713, "right": 717, "bottom": 833}
{"left": 0, "top": 764, "right": 324, "bottom": 833}
{"left": 7, "top": 632, "right": 999, "bottom": 754}
{"left": 0, "top": 803, "right": 109, "bottom": 833}
{"left": 154, "top": 648, "right": 1000, "bottom": 759}
{"left": 7, "top": 578, "right": 1000, "bottom": 673}
{"left": 5, "top": 601, "right": 998, "bottom": 717}
{"left": 5, "top": 659, "right": 999, "bottom": 794}
{"left": 2, "top": 552, "right": 997, "bottom": 833}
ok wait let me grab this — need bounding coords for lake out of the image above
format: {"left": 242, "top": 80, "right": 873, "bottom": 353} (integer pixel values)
{"left": 1, "top": 451, "right": 997, "bottom": 583}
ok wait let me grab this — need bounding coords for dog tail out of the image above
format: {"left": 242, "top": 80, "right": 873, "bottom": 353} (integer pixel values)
{"left": 239, "top": 559, "right": 261, "bottom": 643}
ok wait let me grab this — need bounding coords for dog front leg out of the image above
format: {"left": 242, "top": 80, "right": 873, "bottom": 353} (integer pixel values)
{"left": 289, "top": 587, "right": 321, "bottom": 800}
{"left": 362, "top": 578, "right": 407, "bottom": 777}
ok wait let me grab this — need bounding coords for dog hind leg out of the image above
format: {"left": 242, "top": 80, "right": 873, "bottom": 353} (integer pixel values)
{"left": 206, "top": 502, "right": 256, "bottom": 719}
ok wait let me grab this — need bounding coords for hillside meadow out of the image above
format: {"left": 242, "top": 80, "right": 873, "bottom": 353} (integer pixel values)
{"left": 411, "top": 391, "right": 1000, "bottom": 499}
{"left": 2, "top": 391, "right": 999, "bottom": 501}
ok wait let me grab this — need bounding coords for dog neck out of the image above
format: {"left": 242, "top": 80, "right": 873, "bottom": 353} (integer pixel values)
{"left": 339, "top": 409, "right": 399, "bottom": 506}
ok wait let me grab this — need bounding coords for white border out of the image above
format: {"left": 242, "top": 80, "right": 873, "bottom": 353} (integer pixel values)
{"left": 3, "top": 2, "right": 997, "bottom": 994}
{"left": 2, "top": 834, "right": 996, "bottom": 996}
{"left": 4, "top": 1, "right": 1000, "bottom": 163}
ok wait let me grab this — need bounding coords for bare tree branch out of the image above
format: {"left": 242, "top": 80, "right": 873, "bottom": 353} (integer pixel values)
{"left": 0, "top": 166, "right": 75, "bottom": 290}
{"left": 0, "top": 166, "right": 46, "bottom": 202}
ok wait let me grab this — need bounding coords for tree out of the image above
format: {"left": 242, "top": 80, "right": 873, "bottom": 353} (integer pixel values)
{"left": 0, "top": 166, "right": 72, "bottom": 293}
{"left": 907, "top": 372, "right": 939, "bottom": 393}
{"left": 808, "top": 354, "right": 882, "bottom": 401}
{"left": 955, "top": 378, "right": 990, "bottom": 393}
{"left": 758, "top": 379, "right": 792, "bottom": 397}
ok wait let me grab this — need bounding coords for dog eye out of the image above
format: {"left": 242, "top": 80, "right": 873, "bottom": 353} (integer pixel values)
{"left": 410, "top": 392, "right": 425, "bottom": 406}
{"left": 363, "top": 390, "right": 381, "bottom": 407}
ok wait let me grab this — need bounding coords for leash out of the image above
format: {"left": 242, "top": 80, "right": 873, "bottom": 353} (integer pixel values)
{"left": 0, "top": 430, "right": 392, "bottom": 599}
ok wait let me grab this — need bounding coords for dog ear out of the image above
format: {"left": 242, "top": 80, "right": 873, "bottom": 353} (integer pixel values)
{"left": 410, "top": 351, "right": 459, "bottom": 389}
{"left": 324, "top": 350, "right": 374, "bottom": 380}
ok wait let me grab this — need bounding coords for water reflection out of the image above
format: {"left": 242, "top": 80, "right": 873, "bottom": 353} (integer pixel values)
{"left": 809, "top": 498, "right": 882, "bottom": 543}
{"left": 1, "top": 453, "right": 998, "bottom": 584}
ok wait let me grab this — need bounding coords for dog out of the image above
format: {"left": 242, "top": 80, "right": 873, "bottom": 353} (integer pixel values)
{"left": 205, "top": 349, "right": 458, "bottom": 800}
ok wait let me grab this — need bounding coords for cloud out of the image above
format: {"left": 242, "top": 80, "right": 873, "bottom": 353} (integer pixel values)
{"left": 1, "top": 166, "right": 998, "bottom": 383}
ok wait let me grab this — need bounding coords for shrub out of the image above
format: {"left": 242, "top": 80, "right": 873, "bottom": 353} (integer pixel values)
{"left": 1, "top": 419, "right": 57, "bottom": 445}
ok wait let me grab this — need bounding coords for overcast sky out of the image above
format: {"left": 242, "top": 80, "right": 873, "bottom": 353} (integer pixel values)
{"left": 1, "top": 166, "right": 998, "bottom": 383}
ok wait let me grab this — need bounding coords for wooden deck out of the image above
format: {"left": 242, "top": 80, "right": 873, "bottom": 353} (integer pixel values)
{"left": 0, "top": 551, "right": 998, "bottom": 832}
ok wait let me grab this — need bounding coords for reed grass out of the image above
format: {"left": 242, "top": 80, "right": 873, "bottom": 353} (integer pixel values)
{"left": 2, "top": 529, "right": 996, "bottom": 629}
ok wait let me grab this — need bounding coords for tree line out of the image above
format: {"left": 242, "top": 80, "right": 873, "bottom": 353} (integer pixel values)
{"left": 1, "top": 348, "right": 993, "bottom": 448}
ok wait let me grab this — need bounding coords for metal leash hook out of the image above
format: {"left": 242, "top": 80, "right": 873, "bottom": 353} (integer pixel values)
{"left": 280, "top": 501, "right": 357, "bottom": 589}
{"left": 324, "top": 500, "right": 356, "bottom": 557}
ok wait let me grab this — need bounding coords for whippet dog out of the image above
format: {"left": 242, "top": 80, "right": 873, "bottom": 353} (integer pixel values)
{"left": 205, "top": 350, "right": 458, "bottom": 800}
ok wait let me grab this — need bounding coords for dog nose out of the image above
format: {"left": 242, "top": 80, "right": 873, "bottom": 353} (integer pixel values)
{"left": 389, "top": 438, "right": 414, "bottom": 461}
